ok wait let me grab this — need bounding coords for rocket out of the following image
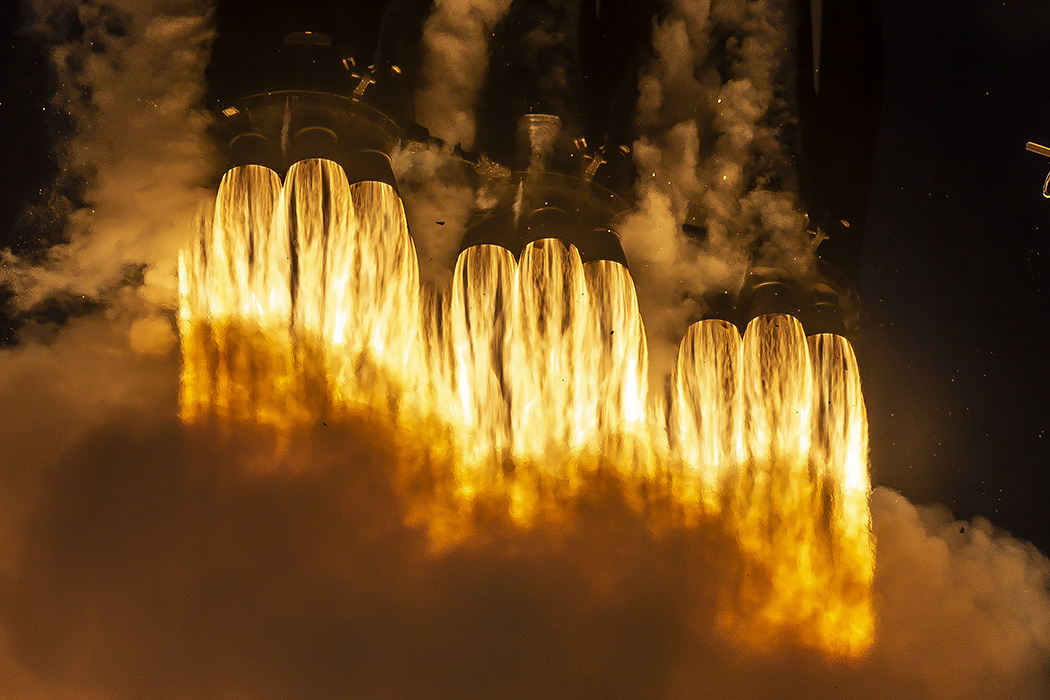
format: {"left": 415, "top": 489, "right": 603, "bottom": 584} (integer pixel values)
{"left": 213, "top": 31, "right": 402, "bottom": 190}
{"left": 206, "top": 0, "right": 884, "bottom": 339}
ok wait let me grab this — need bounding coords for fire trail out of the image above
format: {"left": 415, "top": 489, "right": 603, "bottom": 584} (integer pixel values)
{"left": 179, "top": 22, "right": 875, "bottom": 659}
{"left": 178, "top": 155, "right": 873, "bottom": 657}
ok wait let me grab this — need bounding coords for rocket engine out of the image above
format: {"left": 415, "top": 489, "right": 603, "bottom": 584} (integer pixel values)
{"left": 181, "top": 0, "right": 883, "bottom": 659}
{"left": 460, "top": 113, "right": 629, "bottom": 269}
{"left": 213, "top": 31, "right": 401, "bottom": 189}
{"left": 206, "top": 0, "right": 880, "bottom": 342}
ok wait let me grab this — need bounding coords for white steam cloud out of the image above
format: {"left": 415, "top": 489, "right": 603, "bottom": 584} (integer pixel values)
{"left": 0, "top": 0, "right": 215, "bottom": 311}
{"left": 415, "top": 0, "right": 513, "bottom": 150}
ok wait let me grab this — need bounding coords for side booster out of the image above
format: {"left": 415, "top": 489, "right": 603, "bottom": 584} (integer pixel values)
{"left": 214, "top": 31, "right": 401, "bottom": 189}
{"left": 460, "top": 114, "right": 631, "bottom": 269}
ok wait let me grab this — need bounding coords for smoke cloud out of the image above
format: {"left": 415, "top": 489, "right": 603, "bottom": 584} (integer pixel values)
{"left": 391, "top": 141, "right": 479, "bottom": 289}
{"left": 415, "top": 0, "right": 513, "bottom": 150}
{"left": 0, "top": 316, "right": 1048, "bottom": 700}
{"left": 0, "top": 0, "right": 215, "bottom": 311}
{"left": 621, "top": 0, "right": 812, "bottom": 381}
{"left": 1, "top": 2, "right": 1047, "bottom": 698}
{"left": 866, "top": 489, "right": 1050, "bottom": 700}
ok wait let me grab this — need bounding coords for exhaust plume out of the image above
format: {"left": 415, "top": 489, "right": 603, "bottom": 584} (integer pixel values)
{"left": 1, "top": 2, "right": 1047, "bottom": 699}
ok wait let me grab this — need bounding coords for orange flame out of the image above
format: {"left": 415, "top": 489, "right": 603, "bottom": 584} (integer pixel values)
{"left": 179, "top": 161, "right": 874, "bottom": 658}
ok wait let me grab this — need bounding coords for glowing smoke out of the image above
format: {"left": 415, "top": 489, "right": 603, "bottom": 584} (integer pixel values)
{"left": 415, "top": 0, "right": 513, "bottom": 150}
{"left": 622, "top": 0, "right": 813, "bottom": 381}
{"left": 1, "top": 0, "right": 215, "bottom": 312}
{"left": 0, "top": 0, "right": 1049, "bottom": 698}
{"left": 1, "top": 324, "right": 1048, "bottom": 699}
{"left": 397, "top": 0, "right": 518, "bottom": 289}
{"left": 391, "top": 141, "right": 478, "bottom": 289}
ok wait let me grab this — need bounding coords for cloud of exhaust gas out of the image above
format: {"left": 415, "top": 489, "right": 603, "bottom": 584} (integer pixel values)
{"left": 0, "top": 316, "right": 1048, "bottom": 700}
{"left": 622, "top": 0, "right": 813, "bottom": 382}
{"left": 391, "top": 142, "right": 480, "bottom": 290}
{"left": 1, "top": 0, "right": 1048, "bottom": 698}
{"left": 0, "top": 0, "right": 215, "bottom": 311}
{"left": 415, "top": 0, "right": 514, "bottom": 150}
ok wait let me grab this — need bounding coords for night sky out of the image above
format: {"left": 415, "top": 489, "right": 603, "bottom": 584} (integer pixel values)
{"left": 1, "top": 0, "right": 1048, "bottom": 556}
{"left": 859, "top": 0, "right": 1050, "bottom": 552}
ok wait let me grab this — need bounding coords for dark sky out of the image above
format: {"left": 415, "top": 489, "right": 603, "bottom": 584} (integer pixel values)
{"left": 859, "top": 0, "right": 1050, "bottom": 551}
{"left": 1, "top": 0, "right": 1048, "bottom": 553}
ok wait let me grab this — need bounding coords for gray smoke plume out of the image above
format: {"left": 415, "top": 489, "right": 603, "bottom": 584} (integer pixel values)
{"left": 0, "top": 0, "right": 215, "bottom": 313}
{"left": 621, "top": 0, "right": 813, "bottom": 381}
{"left": 415, "top": 0, "right": 514, "bottom": 150}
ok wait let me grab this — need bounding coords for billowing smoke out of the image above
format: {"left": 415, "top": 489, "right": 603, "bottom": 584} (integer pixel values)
{"left": 391, "top": 142, "right": 478, "bottom": 289}
{"left": 0, "top": 320, "right": 1048, "bottom": 700}
{"left": 621, "top": 0, "right": 812, "bottom": 380}
{"left": 0, "top": 0, "right": 215, "bottom": 313}
{"left": 868, "top": 490, "right": 1050, "bottom": 700}
{"left": 403, "top": 0, "right": 517, "bottom": 289}
{"left": 415, "top": 0, "right": 513, "bottom": 150}
{"left": 1, "top": 0, "right": 1049, "bottom": 698}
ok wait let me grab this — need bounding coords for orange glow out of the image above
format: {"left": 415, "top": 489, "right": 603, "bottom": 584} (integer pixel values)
{"left": 179, "top": 160, "right": 875, "bottom": 658}
{"left": 716, "top": 315, "right": 874, "bottom": 656}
